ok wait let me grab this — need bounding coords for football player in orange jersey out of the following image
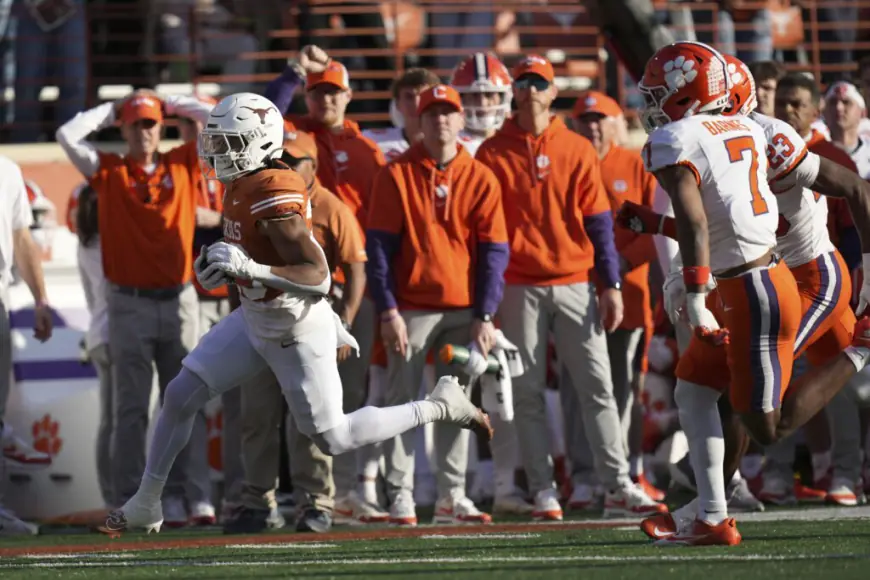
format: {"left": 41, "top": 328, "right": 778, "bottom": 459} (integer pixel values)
{"left": 101, "top": 93, "right": 493, "bottom": 535}
{"left": 450, "top": 52, "right": 513, "bottom": 156}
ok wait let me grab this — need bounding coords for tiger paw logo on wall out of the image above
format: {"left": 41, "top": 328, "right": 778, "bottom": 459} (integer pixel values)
{"left": 32, "top": 414, "right": 63, "bottom": 457}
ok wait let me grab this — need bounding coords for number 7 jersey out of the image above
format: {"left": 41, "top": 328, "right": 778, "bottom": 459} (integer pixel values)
{"left": 643, "top": 114, "right": 779, "bottom": 273}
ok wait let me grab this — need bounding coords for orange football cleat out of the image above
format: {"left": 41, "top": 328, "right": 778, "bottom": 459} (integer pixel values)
{"left": 654, "top": 517, "right": 742, "bottom": 547}
{"left": 640, "top": 512, "right": 677, "bottom": 540}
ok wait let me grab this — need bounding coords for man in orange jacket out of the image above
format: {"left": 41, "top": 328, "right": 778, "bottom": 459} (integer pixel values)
{"left": 367, "top": 85, "right": 509, "bottom": 526}
{"left": 476, "top": 56, "right": 666, "bottom": 521}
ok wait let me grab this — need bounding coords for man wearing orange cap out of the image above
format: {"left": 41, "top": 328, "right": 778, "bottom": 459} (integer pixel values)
{"left": 264, "top": 47, "right": 385, "bottom": 230}
{"left": 367, "top": 84, "right": 509, "bottom": 526}
{"left": 56, "top": 90, "right": 217, "bottom": 527}
{"left": 477, "top": 56, "right": 666, "bottom": 521}
{"left": 566, "top": 90, "right": 664, "bottom": 508}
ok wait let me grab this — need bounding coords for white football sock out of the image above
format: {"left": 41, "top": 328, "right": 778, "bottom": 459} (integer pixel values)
{"left": 318, "top": 401, "right": 443, "bottom": 456}
{"left": 674, "top": 379, "right": 728, "bottom": 525}
{"left": 139, "top": 368, "right": 214, "bottom": 503}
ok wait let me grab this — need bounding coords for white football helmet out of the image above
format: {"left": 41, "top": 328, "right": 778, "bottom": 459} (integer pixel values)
{"left": 198, "top": 93, "right": 284, "bottom": 183}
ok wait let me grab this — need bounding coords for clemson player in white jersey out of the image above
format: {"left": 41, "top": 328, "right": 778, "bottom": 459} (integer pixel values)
{"left": 636, "top": 41, "right": 870, "bottom": 546}
{"left": 450, "top": 52, "right": 513, "bottom": 156}
{"left": 629, "top": 53, "right": 870, "bottom": 544}
{"left": 100, "top": 93, "right": 494, "bottom": 535}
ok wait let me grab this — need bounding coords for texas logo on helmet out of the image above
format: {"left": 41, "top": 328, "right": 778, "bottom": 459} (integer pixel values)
{"left": 240, "top": 106, "right": 276, "bottom": 125}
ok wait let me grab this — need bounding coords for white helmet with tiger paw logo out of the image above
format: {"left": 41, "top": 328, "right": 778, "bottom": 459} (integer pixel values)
{"left": 198, "top": 92, "right": 284, "bottom": 183}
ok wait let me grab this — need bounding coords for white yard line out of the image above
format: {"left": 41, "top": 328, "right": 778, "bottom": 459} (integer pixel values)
{"left": 5, "top": 553, "right": 868, "bottom": 569}
{"left": 420, "top": 533, "right": 541, "bottom": 540}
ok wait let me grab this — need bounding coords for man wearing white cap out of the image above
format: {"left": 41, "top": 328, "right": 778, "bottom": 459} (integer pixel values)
{"left": 824, "top": 81, "right": 870, "bottom": 178}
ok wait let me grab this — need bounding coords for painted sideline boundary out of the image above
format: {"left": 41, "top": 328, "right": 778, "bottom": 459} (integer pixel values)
{"left": 0, "top": 520, "right": 633, "bottom": 557}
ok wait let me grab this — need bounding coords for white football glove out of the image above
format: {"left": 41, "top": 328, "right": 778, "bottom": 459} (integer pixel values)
{"left": 194, "top": 245, "right": 229, "bottom": 290}
{"left": 857, "top": 254, "right": 870, "bottom": 316}
{"left": 206, "top": 241, "right": 264, "bottom": 281}
{"left": 662, "top": 269, "right": 717, "bottom": 326}
{"left": 685, "top": 292, "right": 720, "bottom": 331}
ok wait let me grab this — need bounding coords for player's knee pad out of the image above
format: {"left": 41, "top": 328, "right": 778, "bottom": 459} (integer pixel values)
{"left": 310, "top": 418, "right": 353, "bottom": 457}
{"left": 162, "top": 368, "right": 212, "bottom": 420}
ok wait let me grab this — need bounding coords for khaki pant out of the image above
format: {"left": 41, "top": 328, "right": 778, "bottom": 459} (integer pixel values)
{"left": 563, "top": 327, "right": 644, "bottom": 484}
{"left": 499, "top": 283, "right": 629, "bottom": 494}
{"left": 239, "top": 367, "right": 334, "bottom": 513}
{"left": 109, "top": 284, "right": 210, "bottom": 504}
{"left": 384, "top": 308, "right": 474, "bottom": 502}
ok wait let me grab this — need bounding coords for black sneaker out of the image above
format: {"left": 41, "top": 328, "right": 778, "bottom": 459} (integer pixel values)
{"left": 222, "top": 506, "right": 271, "bottom": 535}
{"left": 295, "top": 507, "right": 332, "bottom": 533}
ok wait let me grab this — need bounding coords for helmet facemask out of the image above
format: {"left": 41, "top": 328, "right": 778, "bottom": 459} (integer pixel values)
{"left": 458, "top": 85, "right": 512, "bottom": 133}
{"left": 198, "top": 125, "right": 279, "bottom": 183}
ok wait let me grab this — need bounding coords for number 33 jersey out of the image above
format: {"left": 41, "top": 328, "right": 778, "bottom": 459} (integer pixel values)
{"left": 751, "top": 111, "right": 835, "bottom": 268}
{"left": 643, "top": 114, "right": 778, "bottom": 273}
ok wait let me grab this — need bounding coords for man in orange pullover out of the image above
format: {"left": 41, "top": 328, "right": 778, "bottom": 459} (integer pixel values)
{"left": 567, "top": 91, "right": 664, "bottom": 508}
{"left": 366, "top": 85, "right": 509, "bottom": 526}
{"left": 476, "top": 56, "right": 666, "bottom": 521}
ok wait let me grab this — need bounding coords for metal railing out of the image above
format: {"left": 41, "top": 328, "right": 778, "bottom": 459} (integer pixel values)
{"left": 2, "top": 0, "right": 869, "bottom": 142}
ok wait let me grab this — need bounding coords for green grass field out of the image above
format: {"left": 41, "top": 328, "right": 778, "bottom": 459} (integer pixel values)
{"left": 1, "top": 508, "right": 869, "bottom": 579}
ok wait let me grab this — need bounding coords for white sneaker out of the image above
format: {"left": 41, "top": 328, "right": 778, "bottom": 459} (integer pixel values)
{"left": 428, "top": 376, "right": 493, "bottom": 440}
{"left": 162, "top": 496, "right": 188, "bottom": 528}
{"left": 492, "top": 491, "right": 534, "bottom": 515}
{"left": 0, "top": 506, "right": 38, "bottom": 535}
{"left": 1, "top": 423, "right": 51, "bottom": 470}
{"left": 531, "top": 488, "right": 563, "bottom": 521}
{"left": 568, "top": 483, "right": 597, "bottom": 511}
{"left": 334, "top": 490, "right": 390, "bottom": 525}
{"left": 827, "top": 477, "right": 859, "bottom": 507}
{"left": 100, "top": 494, "right": 163, "bottom": 534}
{"left": 603, "top": 483, "right": 667, "bottom": 518}
{"left": 433, "top": 495, "right": 492, "bottom": 525}
{"left": 389, "top": 492, "right": 417, "bottom": 527}
{"left": 189, "top": 501, "right": 216, "bottom": 526}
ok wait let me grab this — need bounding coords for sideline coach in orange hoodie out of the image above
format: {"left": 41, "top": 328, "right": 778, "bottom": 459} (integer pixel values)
{"left": 477, "top": 56, "right": 665, "bottom": 520}
{"left": 366, "top": 85, "right": 509, "bottom": 525}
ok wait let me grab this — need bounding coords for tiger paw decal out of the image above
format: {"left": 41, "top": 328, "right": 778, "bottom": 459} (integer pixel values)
{"left": 32, "top": 414, "right": 62, "bottom": 457}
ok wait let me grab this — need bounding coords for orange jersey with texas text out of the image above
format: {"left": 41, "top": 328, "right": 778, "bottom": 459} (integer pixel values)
{"left": 221, "top": 166, "right": 317, "bottom": 339}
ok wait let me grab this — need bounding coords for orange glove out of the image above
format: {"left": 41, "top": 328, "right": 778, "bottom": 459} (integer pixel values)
{"left": 616, "top": 200, "right": 677, "bottom": 240}
{"left": 694, "top": 326, "right": 730, "bottom": 346}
